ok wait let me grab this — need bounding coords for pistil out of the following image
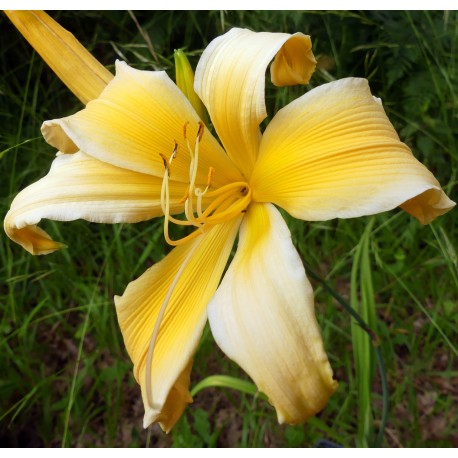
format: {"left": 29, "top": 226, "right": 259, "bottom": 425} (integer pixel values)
{"left": 147, "top": 122, "right": 251, "bottom": 411}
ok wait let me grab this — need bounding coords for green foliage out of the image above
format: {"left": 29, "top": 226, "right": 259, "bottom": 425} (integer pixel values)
{"left": 1, "top": 10, "right": 457, "bottom": 447}
{"left": 350, "top": 219, "right": 377, "bottom": 447}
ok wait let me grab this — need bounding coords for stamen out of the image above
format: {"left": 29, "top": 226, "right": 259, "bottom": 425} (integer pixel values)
{"left": 159, "top": 153, "right": 170, "bottom": 177}
{"left": 161, "top": 168, "right": 201, "bottom": 245}
{"left": 185, "top": 122, "right": 204, "bottom": 225}
{"left": 197, "top": 121, "right": 204, "bottom": 142}
{"left": 199, "top": 188, "right": 252, "bottom": 224}
{"left": 160, "top": 142, "right": 194, "bottom": 244}
{"left": 179, "top": 187, "right": 190, "bottom": 205}
{"left": 203, "top": 181, "right": 249, "bottom": 199}
{"left": 145, "top": 238, "right": 202, "bottom": 410}
{"left": 195, "top": 166, "right": 215, "bottom": 217}
{"left": 206, "top": 166, "right": 215, "bottom": 189}
{"left": 160, "top": 122, "right": 251, "bottom": 247}
{"left": 171, "top": 140, "right": 178, "bottom": 160}
{"left": 198, "top": 187, "right": 235, "bottom": 218}
{"left": 164, "top": 226, "right": 204, "bottom": 247}
{"left": 183, "top": 121, "right": 189, "bottom": 140}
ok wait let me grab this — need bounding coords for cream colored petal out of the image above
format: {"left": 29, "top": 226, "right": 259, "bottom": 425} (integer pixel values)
{"left": 114, "top": 216, "right": 241, "bottom": 431}
{"left": 400, "top": 188, "right": 455, "bottom": 224}
{"left": 4, "top": 151, "right": 187, "bottom": 255}
{"left": 208, "top": 203, "right": 337, "bottom": 424}
{"left": 251, "top": 78, "right": 455, "bottom": 223}
{"left": 5, "top": 11, "right": 113, "bottom": 104}
{"left": 194, "top": 28, "right": 315, "bottom": 178}
{"left": 42, "top": 61, "right": 243, "bottom": 188}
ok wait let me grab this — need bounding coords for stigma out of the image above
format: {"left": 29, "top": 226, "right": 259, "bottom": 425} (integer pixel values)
{"left": 160, "top": 122, "right": 250, "bottom": 246}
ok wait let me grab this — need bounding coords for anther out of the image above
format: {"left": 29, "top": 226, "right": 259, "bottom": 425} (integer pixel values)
{"left": 179, "top": 187, "right": 190, "bottom": 204}
{"left": 159, "top": 153, "right": 170, "bottom": 177}
{"left": 171, "top": 141, "right": 178, "bottom": 160}
{"left": 183, "top": 121, "right": 190, "bottom": 140}
{"left": 206, "top": 167, "right": 215, "bottom": 189}
{"left": 197, "top": 121, "right": 204, "bottom": 142}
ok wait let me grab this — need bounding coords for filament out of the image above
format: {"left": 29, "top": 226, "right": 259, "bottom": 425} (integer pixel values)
{"left": 159, "top": 122, "right": 250, "bottom": 247}
{"left": 145, "top": 237, "right": 202, "bottom": 409}
{"left": 148, "top": 122, "right": 252, "bottom": 405}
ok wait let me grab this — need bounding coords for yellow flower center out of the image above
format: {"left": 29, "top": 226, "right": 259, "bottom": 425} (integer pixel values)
{"left": 160, "top": 121, "right": 251, "bottom": 246}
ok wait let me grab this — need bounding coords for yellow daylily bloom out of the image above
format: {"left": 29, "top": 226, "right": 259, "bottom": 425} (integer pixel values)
{"left": 4, "top": 19, "right": 455, "bottom": 434}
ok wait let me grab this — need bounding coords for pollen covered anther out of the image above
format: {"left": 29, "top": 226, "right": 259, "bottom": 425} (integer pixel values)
{"left": 183, "top": 121, "right": 189, "bottom": 140}
{"left": 197, "top": 121, "right": 204, "bottom": 142}
{"left": 171, "top": 140, "right": 178, "bottom": 160}
{"left": 159, "top": 153, "right": 170, "bottom": 177}
{"left": 159, "top": 142, "right": 178, "bottom": 178}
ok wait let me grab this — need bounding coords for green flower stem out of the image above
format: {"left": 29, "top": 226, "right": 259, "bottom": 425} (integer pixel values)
{"left": 303, "top": 240, "right": 389, "bottom": 448}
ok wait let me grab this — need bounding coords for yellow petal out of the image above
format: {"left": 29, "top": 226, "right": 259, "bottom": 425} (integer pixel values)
{"left": 194, "top": 28, "right": 315, "bottom": 178}
{"left": 400, "top": 188, "right": 455, "bottom": 224}
{"left": 271, "top": 33, "right": 316, "bottom": 86}
{"left": 42, "top": 61, "right": 243, "bottom": 188}
{"left": 251, "top": 78, "right": 455, "bottom": 223}
{"left": 114, "top": 216, "right": 242, "bottom": 431}
{"left": 5, "top": 10, "right": 113, "bottom": 104}
{"left": 4, "top": 151, "right": 187, "bottom": 255}
{"left": 208, "top": 203, "right": 337, "bottom": 424}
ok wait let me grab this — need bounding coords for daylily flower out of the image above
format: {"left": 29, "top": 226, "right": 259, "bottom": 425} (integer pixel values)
{"left": 4, "top": 21, "right": 455, "bottom": 434}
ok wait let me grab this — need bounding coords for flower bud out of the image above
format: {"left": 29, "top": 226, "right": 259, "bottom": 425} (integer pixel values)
{"left": 174, "top": 49, "right": 207, "bottom": 122}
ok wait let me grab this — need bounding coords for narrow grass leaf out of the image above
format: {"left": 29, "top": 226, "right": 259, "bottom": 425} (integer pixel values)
{"left": 350, "top": 218, "right": 376, "bottom": 447}
{"left": 190, "top": 375, "right": 266, "bottom": 399}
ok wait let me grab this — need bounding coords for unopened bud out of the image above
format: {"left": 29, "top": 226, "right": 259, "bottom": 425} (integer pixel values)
{"left": 174, "top": 49, "right": 207, "bottom": 122}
